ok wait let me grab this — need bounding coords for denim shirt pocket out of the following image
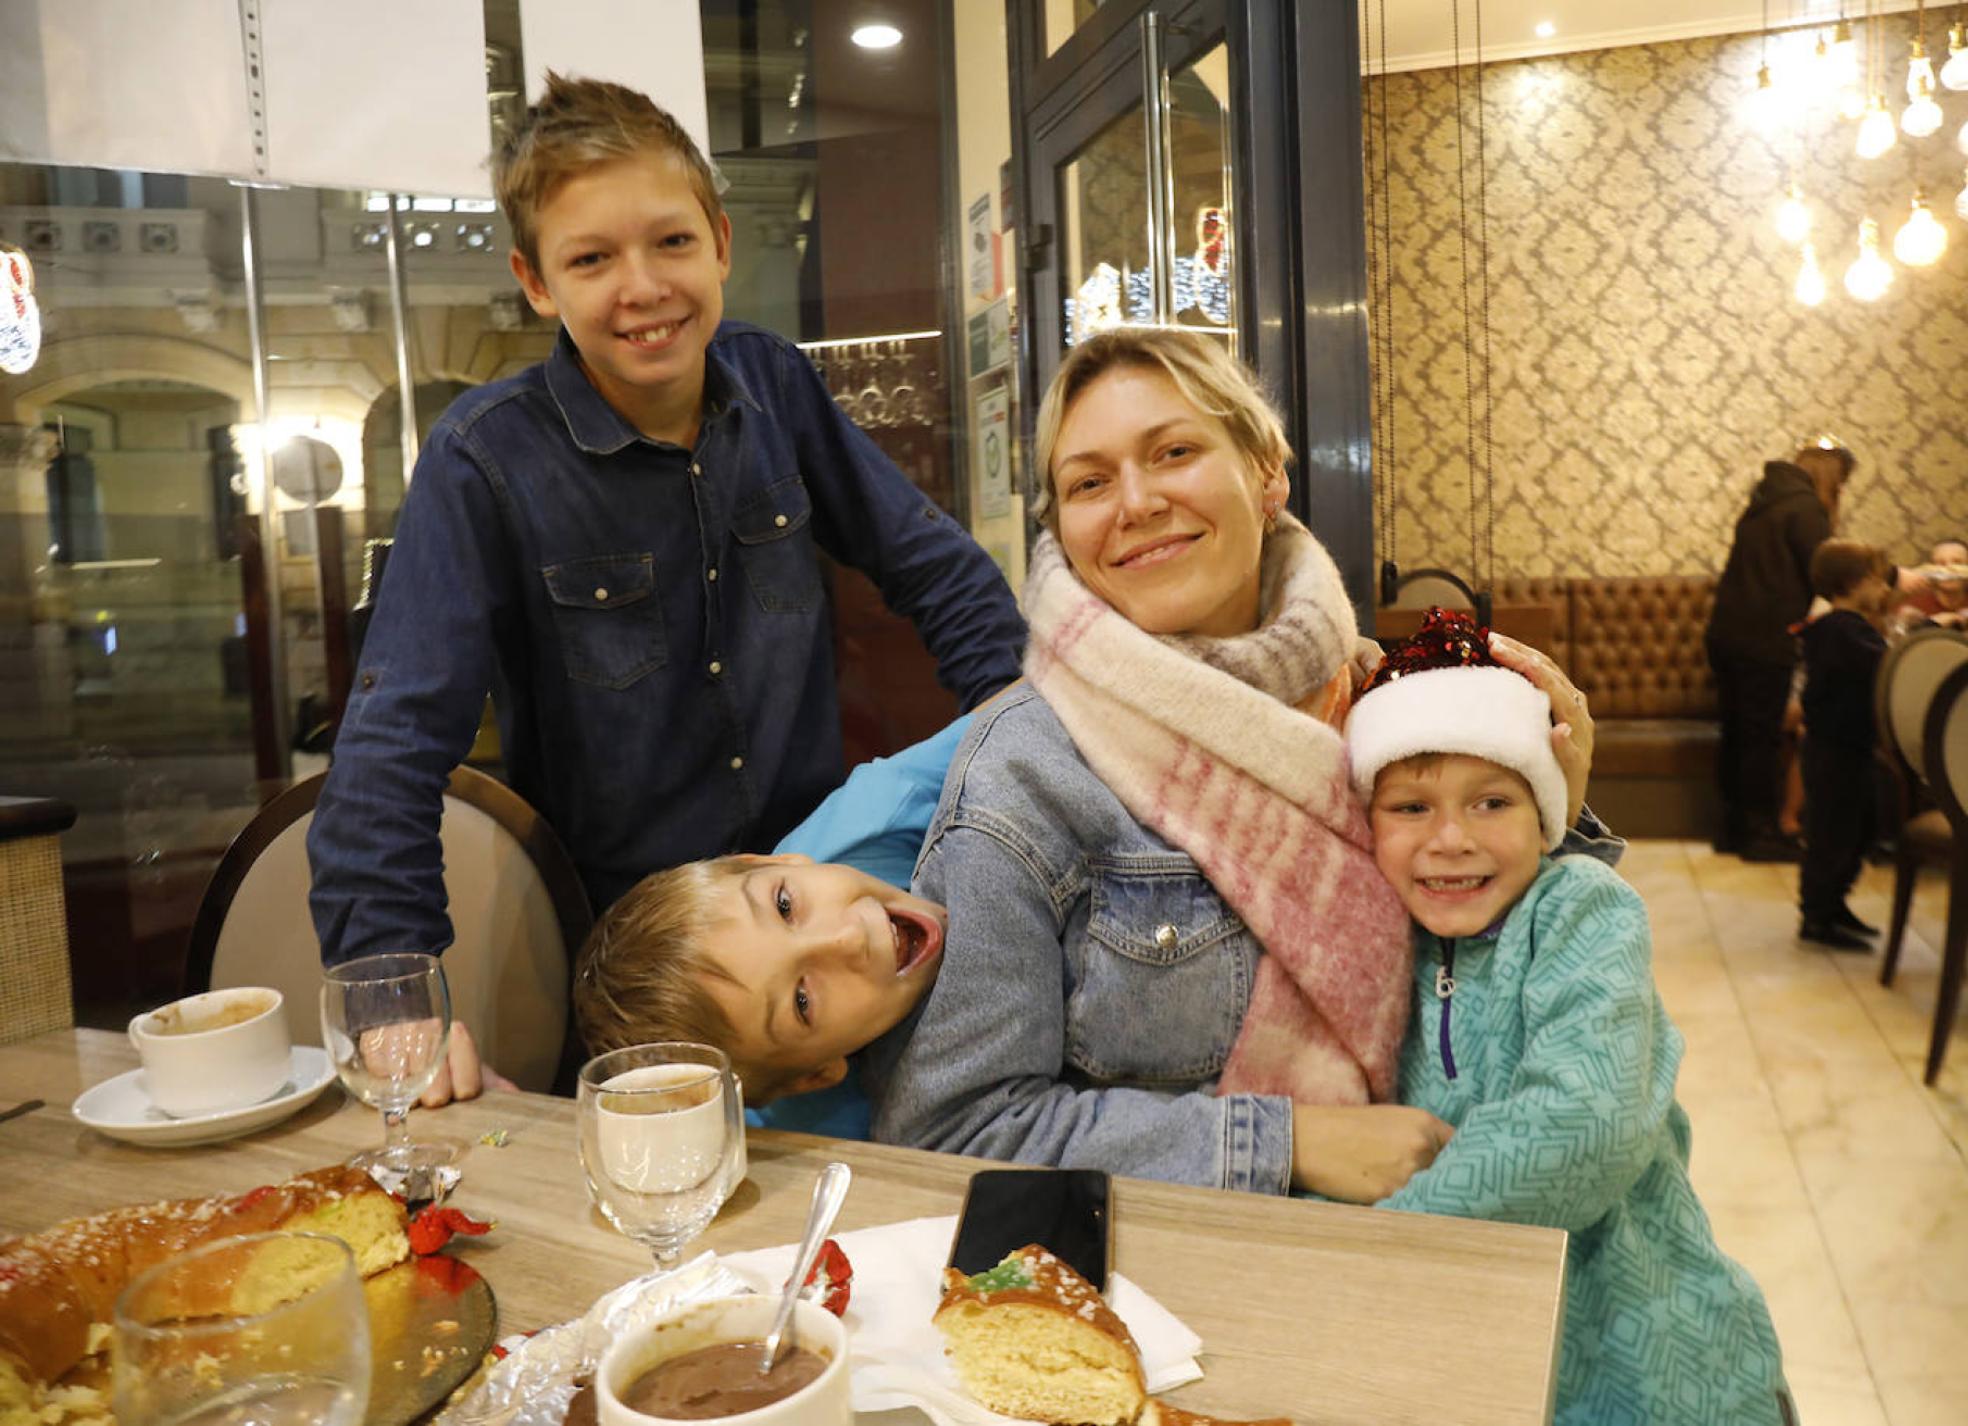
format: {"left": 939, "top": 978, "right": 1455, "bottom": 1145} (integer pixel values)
{"left": 731, "top": 476, "right": 822, "bottom": 614}
{"left": 540, "top": 552, "right": 668, "bottom": 689}
{"left": 1065, "top": 857, "right": 1254, "bottom": 1084}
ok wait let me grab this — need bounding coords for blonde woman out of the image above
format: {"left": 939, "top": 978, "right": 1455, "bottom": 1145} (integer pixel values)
{"left": 861, "top": 328, "right": 1606, "bottom": 1199}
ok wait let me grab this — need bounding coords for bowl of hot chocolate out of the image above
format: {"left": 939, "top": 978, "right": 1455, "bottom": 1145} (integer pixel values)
{"left": 595, "top": 1293, "right": 848, "bottom": 1425}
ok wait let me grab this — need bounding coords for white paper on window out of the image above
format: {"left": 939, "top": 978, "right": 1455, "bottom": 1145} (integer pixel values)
{"left": 259, "top": 0, "right": 491, "bottom": 198}
{"left": 518, "top": 0, "right": 710, "bottom": 157}
{"left": 0, "top": 0, "right": 490, "bottom": 198}
{"left": 0, "top": 0, "right": 256, "bottom": 178}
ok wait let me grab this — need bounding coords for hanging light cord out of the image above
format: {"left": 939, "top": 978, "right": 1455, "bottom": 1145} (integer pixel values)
{"left": 1366, "top": 0, "right": 1398, "bottom": 580}
{"left": 1449, "top": 0, "right": 1493, "bottom": 594}
{"left": 1474, "top": 0, "right": 1493, "bottom": 593}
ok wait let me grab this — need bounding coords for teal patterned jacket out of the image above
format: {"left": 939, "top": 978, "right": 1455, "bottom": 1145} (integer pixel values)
{"left": 1380, "top": 855, "right": 1790, "bottom": 1426}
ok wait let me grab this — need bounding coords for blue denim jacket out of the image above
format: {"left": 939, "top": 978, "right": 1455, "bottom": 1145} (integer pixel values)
{"left": 860, "top": 686, "right": 1296, "bottom": 1194}
{"left": 307, "top": 323, "right": 1024, "bottom": 963}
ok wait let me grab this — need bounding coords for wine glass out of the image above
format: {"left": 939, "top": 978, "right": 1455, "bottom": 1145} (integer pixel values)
{"left": 577, "top": 1042, "right": 743, "bottom": 1272}
{"left": 112, "top": 1231, "right": 370, "bottom": 1425}
{"left": 320, "top": 951, "right": 457, "bottom": 1203}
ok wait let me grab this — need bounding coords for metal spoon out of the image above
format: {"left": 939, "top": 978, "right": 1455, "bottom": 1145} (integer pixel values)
{"left": 758, "top": 1161, "right": 852, "bottom": 1376}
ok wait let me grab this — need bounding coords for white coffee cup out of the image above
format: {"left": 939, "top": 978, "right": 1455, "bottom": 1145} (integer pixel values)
{"left": 596, "top": 1294, "right": 850, "bottom": 1426}
{"left": 127, "top": 987, "right": 292, "bottom": 1118}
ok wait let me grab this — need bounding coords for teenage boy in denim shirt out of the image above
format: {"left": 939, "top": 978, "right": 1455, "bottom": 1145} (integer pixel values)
{"left": 307, "top": 75, "right": 1023, "bottom": 1098}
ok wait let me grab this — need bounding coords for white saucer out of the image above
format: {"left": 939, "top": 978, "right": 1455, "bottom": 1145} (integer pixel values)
{"left": 73, "top": 1046, "right": 339, "bottom": 1147}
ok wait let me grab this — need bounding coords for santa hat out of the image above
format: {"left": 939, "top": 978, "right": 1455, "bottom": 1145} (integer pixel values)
{"left": 1346, "top": 608, "right": 1568, "bottom": 851}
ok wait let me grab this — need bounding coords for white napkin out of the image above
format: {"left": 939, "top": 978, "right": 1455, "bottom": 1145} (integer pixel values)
{"left": 721, "top": 1214, "right": 1203, "bottom": 1426}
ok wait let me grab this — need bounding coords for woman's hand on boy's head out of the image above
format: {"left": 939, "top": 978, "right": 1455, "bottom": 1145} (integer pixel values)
{"left": 1488, "top": 632, "right": 1594, "bottom": 827}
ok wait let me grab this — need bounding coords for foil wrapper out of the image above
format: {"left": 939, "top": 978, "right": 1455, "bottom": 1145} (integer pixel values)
{"left": 436, "top": 1253, "right": 754, "bottom": 1426}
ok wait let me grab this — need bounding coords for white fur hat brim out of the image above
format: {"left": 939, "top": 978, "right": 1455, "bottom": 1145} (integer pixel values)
{"left": 1346, "top": 664, "right": 1568, "bottom": 851}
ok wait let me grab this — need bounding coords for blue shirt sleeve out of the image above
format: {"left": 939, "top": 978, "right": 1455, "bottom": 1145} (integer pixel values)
{"left": 776, "top": 714, "right": 972, "bottom": 887}
{"left": 306, "top": 424, "right": 512, "bottom": 963}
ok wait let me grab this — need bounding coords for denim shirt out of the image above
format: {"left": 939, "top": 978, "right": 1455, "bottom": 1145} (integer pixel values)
{"left": 307, "top": 323, "right": 1025, "bottom": 963}
{"left": 860, "top": 686, "right": 1296, "bottom": 1194}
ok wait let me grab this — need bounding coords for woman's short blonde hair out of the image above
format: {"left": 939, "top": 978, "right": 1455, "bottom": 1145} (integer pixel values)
{"left": 495, "top": 71, "right": 724, "bottom": 270}
{"left": 1031, "top": 327, "right": 1292, "bottom": 531}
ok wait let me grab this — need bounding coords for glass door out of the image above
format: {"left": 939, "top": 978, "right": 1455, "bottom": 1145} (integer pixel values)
{"left": 1027, "top": 0, "right": 1232, "bottom": 394}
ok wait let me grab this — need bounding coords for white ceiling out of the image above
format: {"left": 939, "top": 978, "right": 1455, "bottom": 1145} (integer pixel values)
{"left": 1371, "top": 0, "right": 1927, "bottom": 72}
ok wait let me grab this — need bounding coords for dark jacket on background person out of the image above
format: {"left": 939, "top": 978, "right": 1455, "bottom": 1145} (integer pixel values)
{"left": 1705, "top": 461, "right": 1833, "bottom": 665}
{"left": 1800, "top": 609, "right": 1886, "bottom": 750}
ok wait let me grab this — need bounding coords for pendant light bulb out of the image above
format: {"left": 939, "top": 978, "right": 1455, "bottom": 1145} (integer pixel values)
{"left": 1776, "top": 184, "right": 1813, "bottom": 245}
{"left": 1904, "top": 91, "right": 1945, "bottom": 137}
{"left": 1944, "top": 24, "right": 1968, "bottom": 90}
{"left": 1830, "top": 19, "right": 1860, "bottom": 87}
{"left": 1907, "top": 39, "right": 1937, "bottom": 102}
{"left": 1844, "top": 218, "right": 1894, "bottom": 301}
{"left": 1857, "top": 96, "right": 1899, "bottom": 157}
{"left": 1749, "top": 63, "right": 1784, "bottom": 128}
{"left": 1892, "top": 192, "right": 1949, "bottom": 267}
{"left": 1794, "top": 243, "right": 1827, "bottom": 307}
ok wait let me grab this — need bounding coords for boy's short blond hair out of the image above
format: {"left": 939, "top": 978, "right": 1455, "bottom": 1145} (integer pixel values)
{"left": 1031, "top": 326, "right": 1291, "bottom": 532}
{"left": 495, "top": 71, "right": 724, "bottom": 269}
{"left": 573, "top": 857, "right": 742, "bottom": 1063}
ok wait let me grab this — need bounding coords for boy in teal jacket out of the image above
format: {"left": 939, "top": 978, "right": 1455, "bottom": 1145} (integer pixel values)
{"left": 1347, "top": 610, "right": 1792, "bottom": 1426}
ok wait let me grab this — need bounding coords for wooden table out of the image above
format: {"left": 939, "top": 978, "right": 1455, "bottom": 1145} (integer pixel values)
{"left": 0, "top": 1031, "right": 1566, "bottom": 1424}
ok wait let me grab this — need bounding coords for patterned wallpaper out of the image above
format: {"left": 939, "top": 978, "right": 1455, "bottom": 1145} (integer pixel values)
{"left": 1363, "top": 15, "right": 1968, "bottom": 580}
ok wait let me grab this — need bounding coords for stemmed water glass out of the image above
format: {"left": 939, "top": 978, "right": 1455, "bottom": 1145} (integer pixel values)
{"left": 113, "top": 1231, "right": 370, "bottom": 1425}
{"left": 321, "top": 951, "right": 458, "bottom": 1203}
{"left": 577, "top": 1042, "right": 743, "bottom": 1272}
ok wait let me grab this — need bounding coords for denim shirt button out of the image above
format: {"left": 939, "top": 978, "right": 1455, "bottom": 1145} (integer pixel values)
{"left": 707, "top": 567, "right": 719, "bottom": 582}
{"left": 691, "top": 462, "right": 702, "bottom": 476}
{"left": 729, "top": 755, "right": 744, "bottom": 771}
{"left": 773, "top": 514, "right": 788, "bottom": 528}
{"left": 708, "top": 660, "right": 723, "bottom": 676}
{"left": 1154, "top": 923, "right": 1179, "bottom": 951}
{"left": 593, "top": 586, "right": 608, "bottom": 600}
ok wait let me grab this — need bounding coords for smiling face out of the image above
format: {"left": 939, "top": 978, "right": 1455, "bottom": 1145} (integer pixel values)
{"left": 509, "top": 151, "right": 731, "bottom": 444}
{"left": 1050, "top": 364, "right": 1286, "bottom": 638}
{"left": 696, "top": 855, "right": 946, "bottom": 1098}
{"left": 1370, "top": 754, "right": 1545, "bottom": 939}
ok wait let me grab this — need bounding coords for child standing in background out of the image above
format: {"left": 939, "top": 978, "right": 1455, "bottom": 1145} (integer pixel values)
{"left": 1796, "top": 539, "right": 1892, "bottom": 951}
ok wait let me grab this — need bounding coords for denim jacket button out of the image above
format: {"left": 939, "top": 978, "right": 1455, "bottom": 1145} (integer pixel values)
{"left": 593, "top": 586, "right": 608, "bottom": 600}
{"left": 707, "top": 567, "right": 719, "bottom": 582}
{"left": 708, "top": 661, "right": 722, "bottom": 676}
{"left": 773, "top": 514, "right": 788, "bottom": 528}
{"left": 1154, "top": 923, "right": 1179, "bottom": 951}
{"left": 729, "top": 755, "right": 744, "bottom": 771}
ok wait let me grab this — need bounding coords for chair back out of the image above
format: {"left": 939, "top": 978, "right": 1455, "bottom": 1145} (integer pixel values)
{"left": 184, "top": 768, "right": 591, "bottom": 1092}
{"left": 1386, "top": 568, "right": 1479, "bottom": 612}
{"left": 1926, "top": 661, "right": 1968, "bottom": 833}
{"left": 1875, "top": 627, "right": 1968, "bottom": 785}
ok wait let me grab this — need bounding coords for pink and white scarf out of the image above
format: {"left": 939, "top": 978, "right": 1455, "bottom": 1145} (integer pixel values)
{"left": 1021, "top": 517, "right": 1411, "bottom": 1104}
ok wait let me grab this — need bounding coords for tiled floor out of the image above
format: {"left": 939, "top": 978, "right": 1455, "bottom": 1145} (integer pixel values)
{"left": 1627, "top": 840, "right": 1966, "bottom": 1426}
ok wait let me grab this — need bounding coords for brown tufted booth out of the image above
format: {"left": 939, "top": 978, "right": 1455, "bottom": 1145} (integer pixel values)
{"left": 1492, "top": 576, "right": 1722, "bottom": 838}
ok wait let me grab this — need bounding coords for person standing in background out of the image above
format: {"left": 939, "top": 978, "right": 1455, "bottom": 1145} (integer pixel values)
{"left": 1795, "top": 540, "right": 1891, "bottom": 951}
{"left": 1705, "top": 436, "right": 1853, "bottom": 862}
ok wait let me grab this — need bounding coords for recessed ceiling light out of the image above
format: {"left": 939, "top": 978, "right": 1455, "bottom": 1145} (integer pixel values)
{"left": 851, "top": 23, "right": 902, "bottom": 49}
{"left": 1535, "top": 21, "right": 1556, "bottom": 39}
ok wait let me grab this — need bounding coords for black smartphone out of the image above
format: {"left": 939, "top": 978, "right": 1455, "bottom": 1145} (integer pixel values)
{"left": 947, "top": 1168, "right": 1111, "bottom": 1291}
